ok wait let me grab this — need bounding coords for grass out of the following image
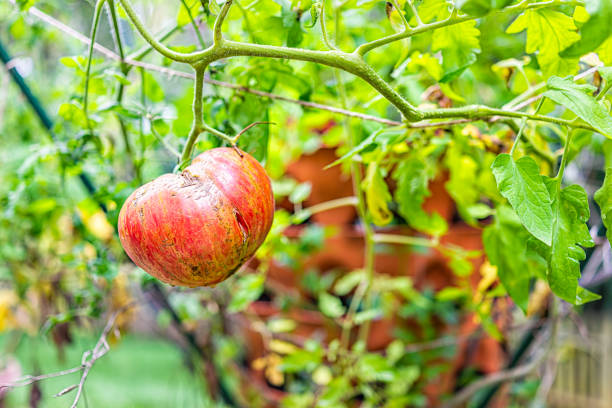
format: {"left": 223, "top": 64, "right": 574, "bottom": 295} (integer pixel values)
{"left": 1, "top": 332, "right": 216, "bottom": 407}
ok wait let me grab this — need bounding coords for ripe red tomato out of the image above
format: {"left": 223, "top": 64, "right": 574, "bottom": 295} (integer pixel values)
{"left": 118, "top": 148, "right": 274, "bottom": 287}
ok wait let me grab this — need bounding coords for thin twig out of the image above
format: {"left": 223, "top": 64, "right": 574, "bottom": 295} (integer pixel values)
{"left": 234, "top": 121, "right": 274, "bottom": 142}
{"left": 441, "top": 342, "right": 549, "bottom": 408}
{"left": 0, "top": 304, "right": 134, "bottom": 408}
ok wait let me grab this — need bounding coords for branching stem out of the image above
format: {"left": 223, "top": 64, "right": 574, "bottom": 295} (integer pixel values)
{"left": 214, "top": 0, "right": 234, "bottom": 45}
{"left": 118, "top": 0, "right": 592, "bottom": 133}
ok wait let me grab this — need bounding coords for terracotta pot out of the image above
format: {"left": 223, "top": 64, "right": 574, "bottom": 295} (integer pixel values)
{"left": 286, "top": 148, "right": 356, "bottom": 226}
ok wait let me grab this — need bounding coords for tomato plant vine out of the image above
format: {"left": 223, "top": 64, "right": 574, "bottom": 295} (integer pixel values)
{"left": 2, "top": 0, "right": 612, "bottom": 406}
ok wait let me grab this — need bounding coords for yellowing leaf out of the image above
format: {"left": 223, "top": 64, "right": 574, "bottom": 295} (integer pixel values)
{"left": 597, "top": 36, "right": 612, "bottom": 65}
{"left": 362, "top": 162, "right": 393, "bottom": 226}
{"left": 0, "top": 290, "right": 18, "bottom": 332}
{"left": 418, "top": 0, "right": 450, "bottom": 23}
{"left": 573, "top": 6, "right": 589, "bottom": 24}
{"left": 506, "top": 9, "right": 580, "bottom": 76}
{"left": 432, "top": 20, "right": 481, "bottom": 81}
{"left": 177, "top": 0, "right": 201, "bottom": 26}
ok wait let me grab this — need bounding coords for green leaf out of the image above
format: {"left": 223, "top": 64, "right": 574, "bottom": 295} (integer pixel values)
{"left": 306, "top": 2, "right": 320, "bottom": 28}
{"left": 506, "top": 9, "right": 580, "bottom": 76}
{"left": 228, "top": 273, "right": 265, "bottom": 312}
{"left": 268, "top": 318, "right": 297, "bottom": 333}
{"left": 362, "top": 162, "right": 393, "bottom": 226}
{"left": 491, "top": 154, "right": 553, "bottom": 245}
{"left": 455, "top": 0, "right": 490, "bottom": 16}
{"left": 281, "top": 4, "right": 303, "bottom": 47}
{"left": 483, "top": 206, "right": 532, "bottom": 312}
{"left": 289, "top": 182, "right": 312, "bottom": 204}
{"left": 418, "top": 0, "right": 450, "bottom": 23}
{"left": 177, "top": 0, "right": 201, "bottom": 26}
{"left": 455, "top": 0, "right": 512, "bottom": 17}
{"left": 544, "top": 76, "right": 612, "bottom": 138}
{"left": 59, "top": 56, "right": 83, "bottom": 70}
{"left": 561, "top": 0, "right": 612, "bottom": 58}
{"left": 231, "top": 94, "right": 271, "bottom": 162}
{"left": 334, "top": 269, "right": 366, "bottom": 296}
{"left": 541, "top": 180, "right": 597, "bottom": 304}
{"left": 392, "top": 156, "right": 448, "bottom": 236}
{"left": 432, "top": 20, "right": 480, "bottom": 82}
{"left": 444, "top": 144, "right": 480, "bottom": 220}
{"left": 598, "top": 66, "right": 612, "bottom": 85}
{"left": 597, "top": 37, "right": 612, "bottom": 65}
{"left": 595, "top": 167, "right": 612, "bottom": 245}
{"left": 327, "top": 127, "right": 405, "bottom": 168}
{"left": 318, "top": 293, "right": 345, "bottom": 318}
{"left": 353, "top": 309, "right": 382, "bottom": 324}
{"left": 281, "top": 343, "right": 323, "bottom": 373}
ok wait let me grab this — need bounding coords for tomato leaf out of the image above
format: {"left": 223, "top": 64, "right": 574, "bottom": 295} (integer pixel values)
{"left": 455, "top": 0, "right": 512, "bottom": 17}
{"left": 318, "top": 293, "right": 345, "bottom": 318}
{"left": 491, "top": 154, "right": 553, "bottom": 245}
{"left": 432, "top": 20, "right": 480, "bottom": 82}
{"left": 228, "top": 273, "right": 265, "bottom": 312}
{"left": 561, "top": 0, "right": 612, "bottom": 58}
{"left": 542, "top": 180, "right": 597, "bottom": 304}
{"left": 362, "top": 162, "right": 393, "bottom": 226}
{"left": 506, "top": 9, "right": 580, "bottom": 76}
{"left": 595, "top": 167, "right": 612, "bottom": 245}
{"left": 177, "top": 0, "right": 201, "bottom": 27}
{"left": 327, "top": 128, "right": 405, "bottom": 168}
{"left": 544, "top": 76, "right": 612, "bottom": 138}
{"left": 483, "top": 206, "right": 531, "bottom": 313}
{"left": 418, "top": 0, "right": 450, "bottom": 23}
{"left": 392, "top": 156, "right": 448, "bottom": 236}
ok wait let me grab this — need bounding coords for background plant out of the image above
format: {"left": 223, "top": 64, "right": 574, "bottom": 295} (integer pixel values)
{"left": 1, "top": 0, "right": 612, "bottom": 407}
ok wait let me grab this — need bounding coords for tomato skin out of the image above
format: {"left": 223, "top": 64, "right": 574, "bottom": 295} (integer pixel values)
{"left": 118, "top": 148, "right": 274, "bottom": 287}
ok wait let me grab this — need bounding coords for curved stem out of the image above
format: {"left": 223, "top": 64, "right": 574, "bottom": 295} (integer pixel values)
{"left": 510, "top": 97, "right": 545, "bottom": 155}
{"left": 555, "top": 128, "right": 574, "bottom": 182}
{"left": 119, "top": 0, "right": 193, "bottom": 62}
{"left": 407, "top": 0, "right": 422, "bottom": 26}
{"left": 117, "top": 0, "right": 591, "bottom": 130}
{"left": 219, "top": 41, "right": 422, "bottom": 120}
{"left": 354, "top": 0, "right": 583, "bottom": 56}
{"left": 214, "top": 0, "right": 233, "bottom": 45}
{"left": 320, "top": 0, "right": 338, "bottom": 50}
{"left": 293, "top": 196, "right": 358, "bottom": 221}
{"left": 355, "top": 13, "right": 472, "bottom": 56}
{"left": 390, "top": 0, "right": 411, "bottom": 30}
{"left": 331, "top": 11, "right": 377, "bottom": 348}
{"left": 126, "top": 24, "right": 183, "bottom": 61}
{"left": 83, "top": 0, "right": 106, "bottom": 127}
{"left": 373, "top": 233, "right": 437, "bottom": 248}
{"left": 106, "top": 0, "right": 142, "bottom": 182}
{"left": 106, "top": 0, "right": 125, "bottom": 63}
